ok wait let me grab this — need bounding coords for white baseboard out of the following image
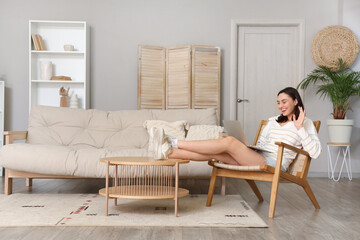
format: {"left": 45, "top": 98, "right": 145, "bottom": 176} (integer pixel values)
{"left": 308, "top": 171, "right": 360, "bottom": 178}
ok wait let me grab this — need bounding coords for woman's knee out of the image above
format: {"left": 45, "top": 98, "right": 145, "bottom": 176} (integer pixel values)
{"left": 221, "top": 136, "right": 241, "bottom": 148}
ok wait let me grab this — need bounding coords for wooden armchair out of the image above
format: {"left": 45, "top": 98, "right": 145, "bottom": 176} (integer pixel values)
{"left": 206, "top": 120, "right": 321, "bottom": 218}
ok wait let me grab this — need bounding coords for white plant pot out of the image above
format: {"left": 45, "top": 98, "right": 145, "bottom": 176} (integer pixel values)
{"left": 326, "top": 119, "right": 354, "bottom": 143}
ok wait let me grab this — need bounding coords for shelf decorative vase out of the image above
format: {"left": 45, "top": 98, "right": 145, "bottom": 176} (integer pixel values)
{"left": 69, "top": 92, "right": 79, "bottom": 108}
{"left": 40, "top": 61, "right": 53, "bottom": 80}
{"left": 59, "top": 87, "right": 70, "bottom": 107}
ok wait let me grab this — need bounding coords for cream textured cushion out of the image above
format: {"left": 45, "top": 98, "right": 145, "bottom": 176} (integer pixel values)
{"left": 185, "top": 125, "right": 224, "bottom": 141}
{"left": 0, "top": 106, "right": 219, "bottom": 177}
{"left": 143, "top": 120, "right": 189, "bottom": 140}
{"left": 143, "top": 120, "right": 189, "bottom": 153}
{"left": 0, "top": 144, "right": 149, "bottom": 177}
{"left": 150, "top": 108, "right": 218, "bottom": 126}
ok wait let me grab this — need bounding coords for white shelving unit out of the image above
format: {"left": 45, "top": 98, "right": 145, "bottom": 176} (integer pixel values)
{"left": 29, "top": 20, "right": 89, "bottom": 110}
{"left": 0, "top": 81, "right": 4, "bottom": 176}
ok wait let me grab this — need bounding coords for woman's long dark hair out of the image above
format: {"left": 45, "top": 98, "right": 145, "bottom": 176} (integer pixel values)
{"left": 276, "top": 87, "right": 305, "bottom": 123}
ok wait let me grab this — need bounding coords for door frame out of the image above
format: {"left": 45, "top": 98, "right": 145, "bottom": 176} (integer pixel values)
{"left": 229, "top": 19, "right": 305, "bottom": 120}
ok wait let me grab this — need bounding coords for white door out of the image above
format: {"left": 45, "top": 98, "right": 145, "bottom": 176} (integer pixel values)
{"left": 234, "top": 22, "right": 304, "bottom": 144}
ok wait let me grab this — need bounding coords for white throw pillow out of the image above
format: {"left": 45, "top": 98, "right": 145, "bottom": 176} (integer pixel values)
{"left": 144, "top": 120, "right": 189, "bottom": 152}
{"left": 143, "top": 120, "right": 189, "bottom": 140}
{"left": 185, "top": 125, "right": 224, "bottom": 141}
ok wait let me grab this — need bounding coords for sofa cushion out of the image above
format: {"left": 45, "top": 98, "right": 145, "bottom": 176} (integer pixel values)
{"left": 27, "top": 107, "right": 153, "bottom": 149}
{"left": 27, "top": 106, "right": 218, "bottom": 149}
{"left": 0, "top": 144, "right": 212, "bottom": 177}
{"left": 151, "top": 108, "right": 218, "bottom": 126}
{"left": 0, "top": 144, "right": 149, "bottom": 177}
{"left": 2, "top": 106, "right": 217, "bottom": 177}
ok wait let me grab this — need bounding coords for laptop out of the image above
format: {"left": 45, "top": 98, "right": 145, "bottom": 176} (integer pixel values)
{"left": 222, "top": 120, "right": 270, "bottom": 152}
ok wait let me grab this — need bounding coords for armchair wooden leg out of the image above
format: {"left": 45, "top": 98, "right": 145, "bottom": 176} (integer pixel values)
{"left": 4, "top": 169, "right": 13, "bottom": 195}
{"left": 269, "top": 172, "right": 281, "bottom": 218}
{"left": 246, "top": 180, "right": 263, "bottom": 202}
{"left": 302, "top": 181, "right": 320, "bottom": 209}
{"left": 206, "top": 167, "right": 218, "bottom": 207}
{"left": 26, "top": 178, "right": 33, "bottom": 187}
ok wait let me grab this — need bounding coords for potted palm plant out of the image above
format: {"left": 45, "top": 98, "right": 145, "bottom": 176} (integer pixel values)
{"left": 298, "top": 59, "right": 360, "bottom": 143}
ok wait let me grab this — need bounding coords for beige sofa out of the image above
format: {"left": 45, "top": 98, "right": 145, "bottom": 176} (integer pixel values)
{"left": 0, "top": 105, "right": 218, "bottom": 194}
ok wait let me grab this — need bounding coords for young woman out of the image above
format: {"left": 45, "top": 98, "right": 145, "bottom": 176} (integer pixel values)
{"left": 152, "top": 87, "right": 321, "bottom": 171}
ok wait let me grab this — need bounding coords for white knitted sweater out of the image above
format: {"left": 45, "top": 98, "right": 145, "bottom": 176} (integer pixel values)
{"left": 256, "top": 116, "right": 322, "bottom": 170}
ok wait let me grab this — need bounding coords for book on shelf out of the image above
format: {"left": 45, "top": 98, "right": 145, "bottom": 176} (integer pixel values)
{"left": 51, "top": 76, "right": 72, "bottom": 81}
{"left": 31, "top": 34, "right": 45, "bottom": 50}
{"left": 31, "top": 34, "right": 40, "bottom": 50}
{"left": 37, "top": 35, "right": 45, "bottom": 50}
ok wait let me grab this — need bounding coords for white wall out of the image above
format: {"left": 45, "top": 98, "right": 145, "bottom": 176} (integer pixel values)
{"left": 343, "top": 0, "right": 360, "bottom": 177}
{"left": 0, "top": 0, "right": 359, "bottom": 176}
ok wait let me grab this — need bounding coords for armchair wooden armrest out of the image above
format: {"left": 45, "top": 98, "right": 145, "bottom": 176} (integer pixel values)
{"left": 4, "top": 131, "right": 28, "bottom": 144}
{"left": 275, "top": 141, "right": 310, "bottom": 157}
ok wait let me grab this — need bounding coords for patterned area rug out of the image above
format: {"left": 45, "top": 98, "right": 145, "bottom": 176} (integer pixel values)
{"left": 0, "top": 194, "right": 267, "bottom": 227}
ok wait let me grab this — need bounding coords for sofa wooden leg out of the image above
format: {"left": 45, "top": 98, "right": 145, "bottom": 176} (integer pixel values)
{"left": 4, "top": 169, "right": 13, "bottom": 195}
{"left": 26, "top": 178, "right": 33, "bottom": 187}
{"left": 206, "top": 167, "right": 218, "bottom": 207}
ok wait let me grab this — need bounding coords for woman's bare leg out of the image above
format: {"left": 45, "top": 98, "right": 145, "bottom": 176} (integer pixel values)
{"left": 178, "top": 136, "right": 238, "bottom": 154}
{"left": 177, "top": 136, "right": 267, "bottom": 166}
{"left": 169, "top": 148, "right": 239, "bottom": 165}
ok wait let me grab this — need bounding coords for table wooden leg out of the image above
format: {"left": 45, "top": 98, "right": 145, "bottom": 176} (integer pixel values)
{"left": 105, "top": 161, "right": 109, "bottom": 216}
{"left": 174, "top": 162, "right": 179, "bottom": 217}
{"left": 115, "top": 165, "right": 118, "bottom": 206}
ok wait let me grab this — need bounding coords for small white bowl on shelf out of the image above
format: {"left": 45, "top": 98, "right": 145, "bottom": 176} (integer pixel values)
{"left": 64, "top": 45, "right": 75, "bottom": 51}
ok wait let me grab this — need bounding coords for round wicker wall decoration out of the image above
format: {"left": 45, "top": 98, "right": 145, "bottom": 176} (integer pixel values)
{"left": 311, "top": 25, "right": 359, "bottom": 70}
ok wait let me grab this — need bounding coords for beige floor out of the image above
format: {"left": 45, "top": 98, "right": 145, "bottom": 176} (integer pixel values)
{"left": 0, "top": 177, "right": 359, "bottom": 240}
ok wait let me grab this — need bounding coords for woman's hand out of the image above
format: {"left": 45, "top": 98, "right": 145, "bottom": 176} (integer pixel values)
{"left": 294, "top": 106, "right": 305, "bottom": 130}
{"left": 220, "top": 132, "right": 228, "bottom": 138}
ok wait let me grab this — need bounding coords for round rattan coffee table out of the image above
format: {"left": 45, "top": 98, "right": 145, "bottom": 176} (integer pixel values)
{"left": 99, "top": 156, "right": 190, "bottom": 217}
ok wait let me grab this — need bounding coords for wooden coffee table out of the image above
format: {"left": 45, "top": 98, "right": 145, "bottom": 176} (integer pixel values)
{"left": 99, "top": 157, "right": 190, "bottom": 217}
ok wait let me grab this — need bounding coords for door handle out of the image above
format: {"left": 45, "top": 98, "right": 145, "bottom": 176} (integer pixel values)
{"left": 237, "top": 98, "right": 249, "bottom": 103}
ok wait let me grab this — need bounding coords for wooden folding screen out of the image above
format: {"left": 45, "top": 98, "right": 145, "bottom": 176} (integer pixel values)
{"left": 138, "top": 45, "right": 221, "bottom": 123}
{"left": 166, "top": 46, "right": 192, "bottom": 109}
{"left": 192, "top": 46, "right": 221, "bottom": 123}
{"left": 138, "top": 45, "right": 166, "bottom": 109}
